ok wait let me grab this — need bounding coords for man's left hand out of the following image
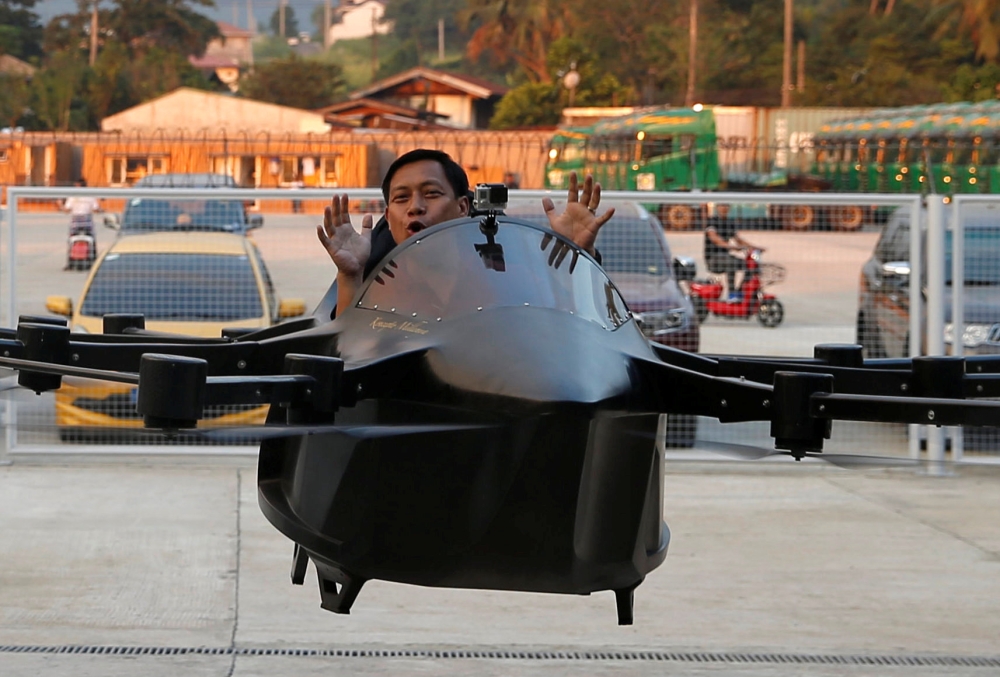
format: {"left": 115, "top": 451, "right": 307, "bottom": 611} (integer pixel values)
{"left": 542, "top": 172, "right": 614, "bottom": 256}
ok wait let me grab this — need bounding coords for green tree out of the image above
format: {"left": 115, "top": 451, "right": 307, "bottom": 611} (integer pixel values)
{"left": 461, "top": 0, "right": 573, "bottom": 83}
{"left": 241, "top": 54, "right": 345, "bottom": 109}
{"left": 489, "top": 38, "right": 633, "bottom": 128}
{"left": 803, "top": 0, "right": 954, "bottom": 106}
{"left": 85, "top": 40, "right": 134, "bottom": 123}
{"left": 0, "top": 73, "right": 31, "bottom": 127}
{"left": 930, "top": 0, "right": 1000, "bottom": 62}
{"left": 375, "top": 38, "right": 420, "bottom": 79}
{"left": 31, "top": 49, "right": 87, "bottom": 130}
{"left": 384, "top": 0, "right": 468, "bottom": 60}
{"left": 942, "top": 62, "right": 1000, "bottom": 100}
{"left": 106, "top": 0, "right": 220, "bottom": 58}
{"left": 0, "top": 0, "right": 44, "bottom": 59}
{"left": 569, "top": 0, "right": 683, "bottom": 103}
{"left": 310, "top": 3, "right": 327, "bottom": 43}
{"left": 269, "top": 4, "right": 300, "bottom": 38}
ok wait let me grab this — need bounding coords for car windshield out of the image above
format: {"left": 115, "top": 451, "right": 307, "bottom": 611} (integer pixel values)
{"left": 80, "top": 253, "right": 263, "bottom": 320}
{"left": 945, "top": 226, "right": 1000, "bottom": 285}
{"left": 358, "top": 218, "right": 630, "bottom": 328}
{"left": 121, "top": 198, "right": 246, "bottom": 233}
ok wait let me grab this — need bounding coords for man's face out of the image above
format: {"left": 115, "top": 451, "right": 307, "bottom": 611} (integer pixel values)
{"left": 385, "top": 160, "right": 469, "bottom": 244}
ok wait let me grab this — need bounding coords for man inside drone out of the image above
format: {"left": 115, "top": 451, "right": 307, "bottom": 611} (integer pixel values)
{"left": 317, "top": 148, "right": 615, "bottom": 315}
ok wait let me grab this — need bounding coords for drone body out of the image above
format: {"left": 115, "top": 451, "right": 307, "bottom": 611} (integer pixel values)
{"left": 3, "top": 215, "right": 999, "bottom": 625}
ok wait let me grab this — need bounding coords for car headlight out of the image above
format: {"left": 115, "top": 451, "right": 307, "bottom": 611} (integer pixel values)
{"left": 634, "top": 309, "right": 686, "bottom": 336}
{"left": 636, "top": 173, "right": 656, "bottom": 191}
{"left": 944, "top": 323, "right": 993, "bottom": 348}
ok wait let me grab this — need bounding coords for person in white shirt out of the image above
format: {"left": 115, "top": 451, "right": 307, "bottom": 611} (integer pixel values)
{"left": 63, "top": 178, "right": 101, "bottom": 226}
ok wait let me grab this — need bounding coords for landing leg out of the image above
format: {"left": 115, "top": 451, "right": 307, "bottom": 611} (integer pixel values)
{"left": 614, "top": 582, "right": 640, "bottom": 625}
{"left": 290, "top": 543, "right": 309, "bottom": 585}
{"left": 316, "top": 564, "right": 367, "bottom": 615}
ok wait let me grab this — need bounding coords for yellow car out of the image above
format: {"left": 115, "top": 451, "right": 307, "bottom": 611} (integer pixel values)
{"left": 45, "top": 231, "right": 306, "bottom": 441}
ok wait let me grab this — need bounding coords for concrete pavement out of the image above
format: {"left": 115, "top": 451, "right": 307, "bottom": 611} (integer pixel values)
{"left": 1, "top": 454, "right": 999, "bottom": 676}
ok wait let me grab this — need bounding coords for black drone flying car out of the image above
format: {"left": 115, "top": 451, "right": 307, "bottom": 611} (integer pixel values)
{"left": 2, "top": 212, "right": 999, "bottom": 625}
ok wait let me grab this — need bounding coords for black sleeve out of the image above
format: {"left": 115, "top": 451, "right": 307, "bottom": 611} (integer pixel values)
{"left": 364, "top": 216, "right": 395, "bottom": 278}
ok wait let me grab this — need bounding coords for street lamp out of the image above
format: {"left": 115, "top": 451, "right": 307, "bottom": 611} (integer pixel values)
{"left": 563, "top": 62, "right": 580, "bottom": 108}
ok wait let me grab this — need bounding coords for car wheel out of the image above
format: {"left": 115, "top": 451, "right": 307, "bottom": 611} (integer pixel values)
{"left": 857, "top": 312, "right": 886, "bottom": 358}
{"left": 664, "top": 414, "right": 698, "bottom": 448}
{"left": 757, "top": 300, "right": 784, "bottom": 327}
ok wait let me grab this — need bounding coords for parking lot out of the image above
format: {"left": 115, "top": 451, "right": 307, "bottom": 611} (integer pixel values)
{"left": 2, "top": 207, "right": 999, "bottom": 676}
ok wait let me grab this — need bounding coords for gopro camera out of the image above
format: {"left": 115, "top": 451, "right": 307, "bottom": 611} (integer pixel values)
{"left": 473, "top": 183, "right": 508, "bottom": 213}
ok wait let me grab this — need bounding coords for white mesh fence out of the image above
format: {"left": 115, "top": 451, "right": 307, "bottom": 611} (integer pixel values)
{"left": 2, "top": 186, "right": 998, "bottom": 459}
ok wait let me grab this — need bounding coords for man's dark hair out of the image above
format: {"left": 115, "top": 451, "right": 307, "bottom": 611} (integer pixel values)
{"left": 380, "top": 149, "right": 469, "bottom": 203}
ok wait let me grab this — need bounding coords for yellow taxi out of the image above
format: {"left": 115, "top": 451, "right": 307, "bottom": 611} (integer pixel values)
{"left": 45, "top": 231, "right": 306, "bottom": 440}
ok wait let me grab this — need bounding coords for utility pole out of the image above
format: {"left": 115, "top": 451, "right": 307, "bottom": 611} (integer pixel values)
{"left": 685, "top": 0, "right": 697, "bottom": 107}
{"left": 371, "top": 7, "right": 378, "bottom": 80}
{"left": 324, "top": 0, "right": 332, "bottom": 49}
{"left": 438, "top": 19, "right": 445, "bottom": 62}
{"left": 279, "top": 0, "right": 286, "bottom": 38}
{"left": 89, "top": 0, "right": 98, "bottom": 66}
{"left": 797, "top": 39, "right": 805, "bottom": 96}
{"left": 247, "top": 0, "right": 256, "bottom": 33}
{"left": 232, "top": 0, "right": 238, "bottom": 25}
{"left": 782, "top": 0, "right": 793, "bottom": 107}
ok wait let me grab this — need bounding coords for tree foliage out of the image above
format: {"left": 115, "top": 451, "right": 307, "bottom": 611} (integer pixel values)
{"left": 461, "top": 0, "right": 573, "bottom": 83}
{"left": 106, "top": 0, "right": 220, "bottom": 58}
{"left": 269, "top": 4, "right": 300, "bottom": 38}
{"left": 383, "top": 0, "right": 469, "bottom": 59}
{"left": 0, "top": 73, "right": 31, "bottom": 127}
{"left": 0, "top": 0, "right": 44, "bottom": 59}
{"left": 240, "top": 55, "right": 346, "bottom": 109}
{"left": 4, "top": 0, "right": 1000, "bottom": 131}
{"left": 489, "top": 38, "right": 632, "bottom": 128}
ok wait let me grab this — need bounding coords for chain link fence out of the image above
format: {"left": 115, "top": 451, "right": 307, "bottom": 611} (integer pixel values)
{"left": 2, "top": 185, "right": 997, "bottom": 460}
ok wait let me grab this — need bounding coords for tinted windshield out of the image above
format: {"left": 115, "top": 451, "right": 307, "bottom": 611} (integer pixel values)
{"left": 121, "top": 198, "right": 246, "bottom": 233}
{"left": 358, "top": 218, "right": 630, "bottom": 328}
{"left": 80, "top": 253, "right": 264, "bottom": 320}
{"left": 946, "top": 227, "right": 1000, "bottom": 284}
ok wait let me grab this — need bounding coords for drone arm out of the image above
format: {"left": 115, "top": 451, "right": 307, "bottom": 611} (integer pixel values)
{"left": 811, "top": 393, "right": 1000, "bottom": 428}
{"left": 636, "top": 357, "right": 773, "bottom": 423}
{"left": 0, "top": 355, "right": 138, "bottom": 385}
{"left": 137, "top": 353, "right": 344, "bottom": 429}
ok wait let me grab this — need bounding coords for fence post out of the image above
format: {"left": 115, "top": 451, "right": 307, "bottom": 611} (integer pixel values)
{"left": 949, "top": 199, "right": 965, "bottom": 462}
{"left": 925, "top": 195, "right": 947, "bottom": 475}
{"left": 1, "top": 190, "right": 16, "bottom": 464}
{"left": 908, "top": 196, "right": 924, "bottom": 462}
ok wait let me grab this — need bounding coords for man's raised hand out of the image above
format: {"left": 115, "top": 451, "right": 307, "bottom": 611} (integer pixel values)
{"left": 541, "top": 172, "right": 614, "bottom": 256}
{"left": 317, "top": 194, "right": 373, "bottom": 280}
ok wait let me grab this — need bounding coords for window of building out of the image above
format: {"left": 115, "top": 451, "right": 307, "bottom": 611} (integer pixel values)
{"left": 107, "top": 156, "right": 168, "bottom": 186}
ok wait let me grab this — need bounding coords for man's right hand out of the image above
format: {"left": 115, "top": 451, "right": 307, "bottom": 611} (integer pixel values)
{"left": 317, "top": 194, "right": 374, "bottom": 280}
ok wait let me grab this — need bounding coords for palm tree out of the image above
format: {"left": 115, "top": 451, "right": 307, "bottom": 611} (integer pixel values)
{"left": 461, "top": 0, "right": 574, "bottom": 83}
{"left": 931, "top": 0, "right": 1000, "bottom": 62}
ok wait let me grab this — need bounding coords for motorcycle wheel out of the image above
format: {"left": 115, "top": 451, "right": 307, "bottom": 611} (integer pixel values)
{"left": 757, "top": 299, "right": 784, "bottom": 327}
{"left": 693, "top": 297, "right": 709, "bottom": 324}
